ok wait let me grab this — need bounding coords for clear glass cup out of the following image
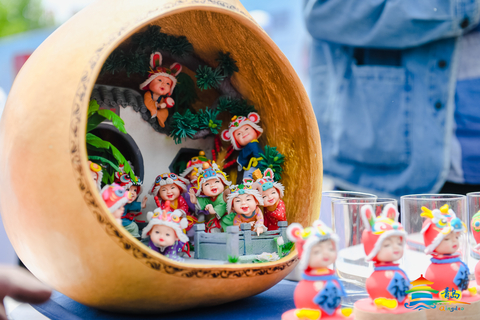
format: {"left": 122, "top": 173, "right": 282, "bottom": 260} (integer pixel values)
{"left": 467, "top": 192, "right": 480, "bottom": 272}
{"left": 320, "top": 191, "right": 377, "bottom": 229}
{"left": 331, "top": 197, "right": 398, "bottom": 307}
{"left": 400, "top": 194, "right": 467, "bottom": 281}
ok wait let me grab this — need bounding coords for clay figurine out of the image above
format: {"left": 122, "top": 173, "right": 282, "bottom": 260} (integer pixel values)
{"left": 180, "top": 151, "right": 211, "bottom": 213}
{"left": 282, "top": 220, "right": 349, "bottom": 320}
{"left": 149, "top": 173, "right": 189, "bottom": 215}
{"left": 141, "top": 201, "right": 189, "bottom": 261}
{"left": 188, "top": 162, "right": 231, "bottom": 233}
{"left": 223, "top": 181, "right": 266, "bottom": 236}
{"left": 88, "top": 160, "right": 103, "bottom": 190}
{"left": 139, "top": 52, "right": 182, "bottom": 128}
{"left": 471, "top": 210, "right": 480, "bottom": 285}
{"left": 100, "top": 184, "right": 131, "bottom": 225}
{"left": 221, "top": 113, "right": 264, "bottom": 181}
{"left": 358, "top": 204, "right": 410, "bottom": 311}
{"left": 114, "top": 166, "right": 146, "bottom": 238}
{"left": 421, "top": 205, "right": 471, "bottom": 295}
{"left": 253, "top": 168, "right": 286, "bottom": 231}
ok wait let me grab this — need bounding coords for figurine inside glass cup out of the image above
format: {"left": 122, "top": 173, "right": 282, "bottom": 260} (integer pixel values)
{"left": 471, "top": 210, "right": 480, "bottom": 285}
{"left": 355, "top": 204, "right": 411, "bottom": 312}
{"left": 421, "top": 205, "right": 475, "bottom": 296}
{"left": 282, "top": 220, "right": 352, "bottom": 320}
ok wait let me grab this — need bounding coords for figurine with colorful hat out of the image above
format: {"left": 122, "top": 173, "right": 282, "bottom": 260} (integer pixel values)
{"left": 88, "top": 160, "right": 103, "bottom": 190}
{"left": 114, "top": 165, "right": 146, "bottom": 238}
{"left": 282, "top": 220, "right": 350, "bottom": 320}
{"left": 180, "top": 151, "right": 212, "bottom": 213}
{"left": 141, "top": 201, "right": 188, "bottom": 262}
{"left": 149, "top": 173, "right": 189, "bottom": 216}
{"left": 223, "top": 180, "right": 267, "bottom": 236}
{"left": 354, "top": 204, "right": 412, "bottom": 316}
{"left": 139, "top": 52, "right": 182, "bottom": 128}
{"left": 421, "top": 204, "right": 471, "bottom": 295}
{"left": 253, "top": 168, "right": 286, "bottom": 231}
{"left": 471, "top": 210, "right": 480, "bottom": 285}
{"left": 100, "top": 184, "right": 131, "bottom": 225}
{"left": 221, "top": 113, "right": 264, "bottom": 181}
{"left": 188, "top": 162, "right": 231, "bottom": 233}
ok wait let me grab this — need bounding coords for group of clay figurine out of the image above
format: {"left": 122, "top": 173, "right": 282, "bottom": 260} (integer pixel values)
{"left": 282, "top": 204, "right": 480, "bottom": 319}
{"left": 88, "top": 150, "right": 286, "bottom": 262}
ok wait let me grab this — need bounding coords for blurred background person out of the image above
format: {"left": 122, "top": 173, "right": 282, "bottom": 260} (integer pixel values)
{"left": 305, "top": 1, "right": 480, "bottom": 198}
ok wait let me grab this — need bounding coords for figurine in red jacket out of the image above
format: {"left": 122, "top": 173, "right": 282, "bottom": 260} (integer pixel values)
{"left": 253, "top": 168, "right": 286, "bottom": 231}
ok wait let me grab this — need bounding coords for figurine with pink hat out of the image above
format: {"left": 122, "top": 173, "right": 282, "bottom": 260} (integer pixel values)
{"left": 221, "top": 113, "right": 264, "bottom": 181}
{"left": 149, "top": 173, "right": 189, "bottom": 215}
{"left": 355, "top": 204, "right": 411, "bottom": 313}
{"left": 253, "top": 168, "right": 286, "bottom": 231}
{"left": 282, "top": 220, "right": 350, "bottom": 320}
{"left": 114, "top": 165, "right": 146, "bottom": 238}
{"left": 141, "top": 201, "right": 189, "bottom": 262}
{"left": 100, "top": 184, "right": 131, "bottom": 225}
{"left": 139, "top": 52, "right": 182, "bottom": 128}
{"left": 421, "top": 204, "right": 471, "bottom": 295}
{"left": 88, "top": 160, "right": 103, "bottom": 191}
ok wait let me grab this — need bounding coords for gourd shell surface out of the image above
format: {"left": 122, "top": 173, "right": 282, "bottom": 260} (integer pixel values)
{"left": 0, "top": 0, "right": 322, "bottom": 313}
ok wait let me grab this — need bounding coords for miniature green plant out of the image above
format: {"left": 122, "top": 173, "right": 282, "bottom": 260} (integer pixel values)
{"left": 86, "top": 100, "right": 136, "bottom": 183}
{"left": 216, "top": 96, "right": 257, "bottom": 116}
{"left": 216, "top": 51, "right": 239, "bottom": 77}
{"left": 195, "top": 65, "right": 225, "bottom": 90}
{"left": 258, "top": 146, "right": 285, "bottom": 181}
{"left": 169, "top": 109, "right": 199, "bottom": 144}
{"left": 279, "top": 242, "right": 294, "bottom": 258}
{"left": 197, "top": 107, "right": 222, "bottom": 134}
{"left": 227, "top": 255, "right": 239, "bottom": 263}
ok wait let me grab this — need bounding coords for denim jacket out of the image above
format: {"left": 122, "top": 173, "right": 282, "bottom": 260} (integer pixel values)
{"left": 305, "top": 0, "right": 480, "bottom": 197}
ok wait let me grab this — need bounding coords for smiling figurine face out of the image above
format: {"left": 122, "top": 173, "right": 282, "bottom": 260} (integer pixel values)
{"left": 234, "top": 124, "right": 258, "bottom": 147}
{"left": 376, "top": 235, "right": 404, "bottom": 262}
{"left": 308, "top": 240, "right": 337, "bottom": 269}
{"left": 150, "top": 225, "right": 178, "bottom": 248}
{"left": 262, "top": 187, "right": 280, "bottom": 207}
{"left": 148, "top": 75, "right": 172, "bottom": 96}
{"left": 159, "top": 184, "right": 181, "bottom": 202}
{"left": 434, "top": 231, "right": 461, "bottom": 254}
{"left": 233, "top": 194, "right": 258, "bottom": 216}
{"left": 202, "top": 178, "right": 225, "bottom": 197}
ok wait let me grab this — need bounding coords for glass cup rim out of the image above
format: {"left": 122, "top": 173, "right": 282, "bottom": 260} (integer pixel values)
{"left": 400, "top": 193, "right": 466, "bottom": 201}
{"left": 467, "top": 191, "right": 480, "bottom": 198}
{"left": 331, "top": 197, "right": 396, "bottom": 205}
{"left": 322, "top": 190, "right": 377, "bottom": 199}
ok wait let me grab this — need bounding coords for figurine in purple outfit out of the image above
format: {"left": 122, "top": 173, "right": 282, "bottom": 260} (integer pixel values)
{"left": 141, "top": 200, "right": 189, "bottom": 261}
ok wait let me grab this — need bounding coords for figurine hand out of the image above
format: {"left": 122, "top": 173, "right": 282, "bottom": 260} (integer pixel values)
{"left": 141, "top": 196, "right": 148, "bottom": 209}
{"left": 189, "top": 189, "right": 197, "bottom": 204}
{"left": 205, "top": 204, "right": 216, "bottom": 215}
{"left": 0, "top": 265, "right": 52, "bottom": 320}
{"left": 256, "top": 226, "right": 264, "bottom": 236}
{"left": 249, "top": 221, "right": 255, "bottom": 226}
{"left": 159, "top": 102, "right": 167, "bottom": 109}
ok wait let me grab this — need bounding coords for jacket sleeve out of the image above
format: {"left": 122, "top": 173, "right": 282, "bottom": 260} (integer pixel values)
{"left": 305, "top": 0, "right": 480, "bottom": 48}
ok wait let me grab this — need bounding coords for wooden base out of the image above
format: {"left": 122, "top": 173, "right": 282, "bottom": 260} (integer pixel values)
{"left": 354, "top": 298, "right": 427, "bottom": 320}
{"left": 281, "top": 309, "right": 352, "bottom": 320}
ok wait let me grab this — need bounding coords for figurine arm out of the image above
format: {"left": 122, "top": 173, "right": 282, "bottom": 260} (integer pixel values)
{"left": 188, "top": 188, "right": 198, "bottom": 204}
{"left": 141, "top": 196, "right": 148, "bottom": 209}
{"left": 178, "top": 196, "right": 189, "bottom": 214}
{"left": 212, "top": 201, "right": 227, "bottom": 219}
{"left": 271, "top": 201, "right": 286, "bottom": 221}
{"left": 254, "top": 208, "right": 267, "bottom": 235}
{"left": 143, "top": 91, "right": 157, "bottom": 115}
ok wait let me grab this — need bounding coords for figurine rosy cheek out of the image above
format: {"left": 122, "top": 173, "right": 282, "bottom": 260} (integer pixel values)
{"left": 149, "top": 173, "right": 189, "bottom": 215}
{"left": 141, "top": 202, "right": 189, "bottom": 262}
{"left": 421, "top": 205, "right": 471, "bottom": 295}
{"left": 282, "top": 220, "right": 349, "bottom": 320}
{"left": 254, "top": 168, "right": 286, "bottom": 231}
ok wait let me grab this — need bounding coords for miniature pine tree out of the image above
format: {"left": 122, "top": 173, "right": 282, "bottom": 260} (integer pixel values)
{"left": 197, "top": 107, "right": 222, "bottom": 134}
{"left": 258, "top": 146, "right": 285, "bottom": 181}
{"left": 195, "top": 65, "right": 226, "bottom": 90}
{"left": 216, "top": 96, "right": 257, "bottom": 116}
{"left": 216, "top": 51, "right": 239, "bottom": 77}
{"left": 169, "top": 109, "right": 199, "bottom": 144}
